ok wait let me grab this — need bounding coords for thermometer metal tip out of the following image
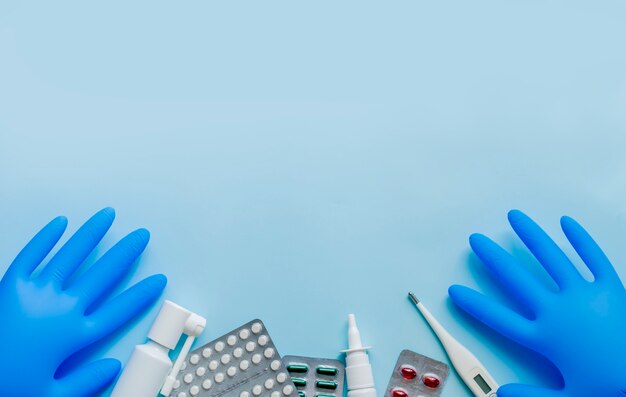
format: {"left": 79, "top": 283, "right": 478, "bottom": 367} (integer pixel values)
{"left": 408, "top": 291, "right": 419, "bottom": 305}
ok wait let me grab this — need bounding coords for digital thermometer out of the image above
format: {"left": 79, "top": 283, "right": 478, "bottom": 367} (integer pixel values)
{"left": 408, "top": 292, "right": 498, "bottom": 397}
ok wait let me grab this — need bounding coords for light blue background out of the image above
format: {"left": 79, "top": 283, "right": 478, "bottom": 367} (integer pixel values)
{"left": 1, "top": 1, "right": 626, "bottom": 396}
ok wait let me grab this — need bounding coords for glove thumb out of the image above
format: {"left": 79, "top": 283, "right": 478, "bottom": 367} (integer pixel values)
{"left": 498, "top": 383, "right": 564, "bottom": 397}
{"left": 53, "top": 358, "right": 121, "bottom": 397}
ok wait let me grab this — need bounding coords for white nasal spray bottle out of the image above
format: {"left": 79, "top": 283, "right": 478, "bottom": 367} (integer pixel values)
{"left": 341, "top": 314, "right": 377, "bottom": 397}
{"left": 111, "top": 300, "right": 206, "bottom": 397}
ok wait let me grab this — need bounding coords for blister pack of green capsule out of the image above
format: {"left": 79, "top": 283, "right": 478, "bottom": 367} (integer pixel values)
{"left": 282, "top": 356, "right": 345, "bottom": 397}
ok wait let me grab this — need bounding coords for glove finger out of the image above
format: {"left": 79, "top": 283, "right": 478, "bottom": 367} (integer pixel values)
{"left": 560, "top": 215, "right": 623, "bottom": 287}
{"left": 6, "top": 216, "right": 67, "bottom": 279}
{"left": 508, "top": 210, "right": 583, "bottom": 290}
{"left": 449, "top": 285, "right": 535, "bottom": 347}
{"left": 39, "top": 208, "right": 115, "bottom": 287}
{"left": 87, "top": 274, "right": 166, "bottom": 340}
{"left": 470, "top": 233, "right": 549, "bottom": 310}
{"left": 52, "top": 358, "right": 120, "bottom": 397}
{"left": 71, "top": 228, "right": 150, "bottom": 309}
{"left": 498, "top": 383, "right": 564, "bottom": 397}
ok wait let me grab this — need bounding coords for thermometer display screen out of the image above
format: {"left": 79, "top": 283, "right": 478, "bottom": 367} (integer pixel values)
{"left": 473, "top": 374, "right": 492, "bottom": 393}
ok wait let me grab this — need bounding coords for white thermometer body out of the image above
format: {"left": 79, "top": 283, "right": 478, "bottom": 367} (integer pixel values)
{"left": 409, "top": 292, "right": 498, "bottom": 397}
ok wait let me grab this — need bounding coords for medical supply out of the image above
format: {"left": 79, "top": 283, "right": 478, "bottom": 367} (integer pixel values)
{"left": 449, "top": 210, "right": 626, "bottom": 397}
{"left": 283, "top": 355, "right": 345, "bottom": 397}
{"left": 341, "top": 314, "right": 376, "bottom": 397}
{"left": 408, "top": 292, "right": 498, "bottom": 397}
{"left": 0, "top": 208, "right": 167, "bottom": 397}
{"left": 111, "top": 300, "right": 206, "bottom": 397}
{"left": 167, "top": 319, "right": 297, "bottom": 397}
{"left": 384, "top": 350, "right": 449, "bottom": 397}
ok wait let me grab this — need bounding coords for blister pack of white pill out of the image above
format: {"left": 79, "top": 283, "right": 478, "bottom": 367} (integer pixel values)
{"left": 168, "top": 319, "right": 297, "bottom": 397}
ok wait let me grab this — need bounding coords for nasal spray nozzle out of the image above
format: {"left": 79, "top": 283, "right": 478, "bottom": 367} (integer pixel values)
{"left": 341, "top": 314, "right": 377, "bottom": 397}
{"left": 111, "top": 300, "right": 206, "bottom": 397}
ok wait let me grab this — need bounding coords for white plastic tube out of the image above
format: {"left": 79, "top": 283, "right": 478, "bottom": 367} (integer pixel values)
{"left": 111, "top": 340, "right": 172, "bottom": 397}
{"left": 111, "top": 300, "right": 206, "bottom": 397}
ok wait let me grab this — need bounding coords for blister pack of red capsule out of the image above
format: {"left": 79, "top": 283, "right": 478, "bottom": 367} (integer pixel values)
{"left": 384, "top": 350, "right": 449, "bottom": 397}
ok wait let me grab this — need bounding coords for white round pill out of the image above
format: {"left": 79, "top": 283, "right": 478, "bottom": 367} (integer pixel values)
{"left": 202, "top": 348, "right": 212, "bottom": 358}
{"left": 202, "top": 379, "right": 212, "bottom": 390}
{"left": 251, "top": 322, "right": 263, "bottom": 334}
{"left": 173, "top": 379, "right": 181, "bottom": 389}
{"left": 257, "top": 335, "right": 269, "bottom": 346}
{"left": 227, "top": 366, "right": 237, "bottom": 377}
{"left": 190, "top": 386, "right": 200, "bottom": 396}
{"left": 209, "top": 360, "right": 218, "bottom": 371}
{"left": 245, "top": 341, "right": 256, "bottom": 352}
{"left": 181, "top": 362, "right": 187, "bottom": 370}
{"left": 221, "top": 354, "right": 231, "bottom": 365}
{"left": 239, "top": 328, "right": 251, "bottom": 339}
{"left": 184, "top": 374, "right": 193, "bottom": 384}
{"left": 215, "top": 341, "right": 225, "bottom": 352}
{"left": 271, "top": 392, "right": 281, "bottom": 397}
{"left": 276, "top": 372, "right": 287, "bottom": 383}
{"left": 240, "top": 360, "right": 250, "bottom": 371}
{"left": 227, "top": 335, "right": 237, "bottom": 346}
{"left": 282, "top": 385, "right": 294, "bottom": 395}
{"left": 240, "top": 392, "right": 250, "bottom": 397}
{"left": 264, "top": 348, "right": 275, "bottom": 359}
{"left": 252, "top": 354, "right": 262, "bottom": 364}
{"left": 215, "top": 372, "right": 225, "bottom": 383}
{"left": 233, "top": 347, "right": 243, "bottom": 358}
{"left": 190, "top": 354, "right": 200, "bottom": 365}
{"left": 178, "top": 393, "right": 187, "bottom": 397}
{"left": 252, "top": 384, "right": 263, "bottom": 396}
{"left": 270, "top": 360, "right": 281, "bottom": 371}
{"left": 196, "top": 367, "right": 206, "bottom": 377}
{"left": 265, "top": 379, "right": 275, "bottom": 389}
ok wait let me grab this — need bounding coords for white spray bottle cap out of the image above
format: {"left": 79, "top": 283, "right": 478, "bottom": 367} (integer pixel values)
{"left": 148, "top": 301, "right": 197, "bottom": 348}
{"left": 156, "top": 301, "right": 206, "bottom": 396}
{"left": 341, "top": 314, "right": 376, "bottom": 395}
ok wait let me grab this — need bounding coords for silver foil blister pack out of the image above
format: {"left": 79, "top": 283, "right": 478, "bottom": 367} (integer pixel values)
{"left": 169, "top": 319, "right": 297, "bottom": 397}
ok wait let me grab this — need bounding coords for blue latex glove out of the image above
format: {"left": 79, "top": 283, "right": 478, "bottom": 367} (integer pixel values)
{"left": 449, "top": 210, "right": 626, "bottom": 397}
{"left": 0, "top": 208, "right": 167, "bottom": 397}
